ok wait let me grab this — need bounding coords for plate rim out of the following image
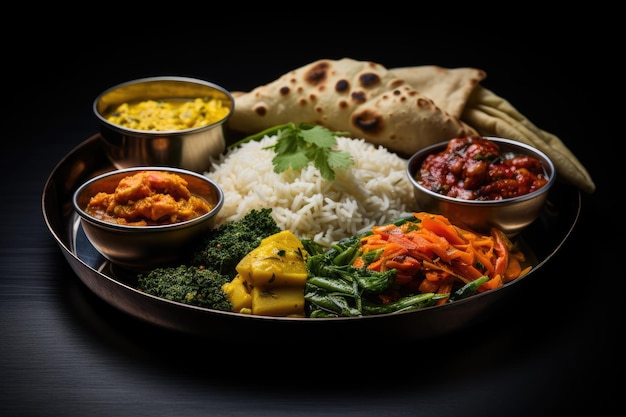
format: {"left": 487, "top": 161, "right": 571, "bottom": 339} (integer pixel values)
{"left": 42, "top": 133, "right": 582, "bottom": 341}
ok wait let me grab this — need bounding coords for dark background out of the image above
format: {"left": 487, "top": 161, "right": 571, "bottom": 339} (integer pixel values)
{"left": 2, "top": 23, "right": 617, "bottom": 416}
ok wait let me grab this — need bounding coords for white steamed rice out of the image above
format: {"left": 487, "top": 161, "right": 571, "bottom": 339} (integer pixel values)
{"left": 204, "top": 135, "right": 417, "bottom": 247}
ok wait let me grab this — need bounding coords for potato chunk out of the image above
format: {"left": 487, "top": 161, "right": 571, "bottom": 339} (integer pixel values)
{"left": 224, "top": 230, "right": 309, "bottom": 317}
{"left": 221, "top": 274, "right": 252, "bottom": 313}
{"left": 251, "top": 286, "right": 305, "bottom": 317}
{"left": 235, "top": 230, "right": 308, "bottom": 288}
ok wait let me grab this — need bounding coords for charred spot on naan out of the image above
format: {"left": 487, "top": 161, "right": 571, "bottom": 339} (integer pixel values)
{"left": 389, "top": 79, "right": 405, "bottom": 89}
{"left": 358, "top": 72, "right": 382, "bottom": 88}
{"left": 351, "top": 109, "right": 384, "bottom": 134}
{"left": 335, "top": 79, "right": 350, "bottom": 93}
{"left": 252, "top": 102, "right": 268, "bottom": 117}
{"left": 351, "top": 91, "right": 368, "bottom": 104}
{"left": 416, "top": 96, "right": 436, "bottom": 108}
{"left": 305, "top": 61, "right": 331, "bottom": 85}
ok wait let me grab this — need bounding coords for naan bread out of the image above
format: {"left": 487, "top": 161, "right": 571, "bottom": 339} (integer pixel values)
{"left": 228, "top": 58, "right": 476, "bottom": 155}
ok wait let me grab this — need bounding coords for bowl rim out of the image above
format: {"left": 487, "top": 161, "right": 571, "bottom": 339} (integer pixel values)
{"left": 93, "top": 75, "right": 235, "bottom": 135}
{"left": 72, "top": 166, "right": 224, "bottom": 231}
{"left": 406, "top": 136, "right": 557, "bottom": 205}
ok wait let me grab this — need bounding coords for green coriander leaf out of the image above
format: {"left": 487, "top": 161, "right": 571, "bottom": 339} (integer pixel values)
{"left": 272, "top": 152, "right": 310, "bottom": 173}
{"left": 300, "top": 125, "right": 339, "bottom": 148}
{"left": 260, "top": 122, "right": 354, "bottom": 181}
{"left": 327, "top": 148, "right": 355, "bottom": 169}
{"left": 273, "top": 127, "right": 300, "bottom": 154}
{"left": 313, "top": 149, "right": 336, "bottom": 181}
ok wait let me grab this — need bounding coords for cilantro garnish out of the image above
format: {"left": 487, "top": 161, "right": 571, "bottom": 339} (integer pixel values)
{"left": 228, "top": 122, "right": 354, "bottom": 181}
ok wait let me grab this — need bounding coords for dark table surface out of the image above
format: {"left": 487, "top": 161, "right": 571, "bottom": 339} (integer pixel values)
{"left": 2, "top": 29, "right": 619, "bottom": 416}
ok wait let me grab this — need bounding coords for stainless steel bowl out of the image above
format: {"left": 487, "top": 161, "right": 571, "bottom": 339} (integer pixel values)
{"left": 406, "top": 137, "right": 556, "bottom": 236}
{"left": 73, "top": 166, "right": 224, "bottom": 271}
{"left": 94, "top": 76, "right": 234, "bottom": 173}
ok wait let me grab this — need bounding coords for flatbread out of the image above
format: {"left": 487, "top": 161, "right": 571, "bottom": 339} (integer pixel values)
{"left": 228, "top": 58, "right": 476, "bottom": 155}
{"left": 389, "top": 65, "right": 487, "bottom": 118}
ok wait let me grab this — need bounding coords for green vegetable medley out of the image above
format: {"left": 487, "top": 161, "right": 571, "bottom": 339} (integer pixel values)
{"left": 301, "top": 225, "right": 488, "bottom": 318}
{"left": 137, "top": 209, "right": 486, "bottom": 317}
{"left": 138, "top": 266, "right": 232, "bottom": 311}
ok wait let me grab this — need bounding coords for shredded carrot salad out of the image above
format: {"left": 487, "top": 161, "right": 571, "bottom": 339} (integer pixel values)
{"left": 352, "top": 212, "right": 532, "bottom": 305}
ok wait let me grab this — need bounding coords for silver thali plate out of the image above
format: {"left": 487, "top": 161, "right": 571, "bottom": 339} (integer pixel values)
{"left": 42, "top": 134, "right": 581, "bottom": 342}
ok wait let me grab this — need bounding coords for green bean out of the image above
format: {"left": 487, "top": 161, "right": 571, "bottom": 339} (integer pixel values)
{"left": 354, "top": 269, "right": 395, "bottom": 293}
{"left": 300, "top": 239, "right": 326, "bottom": 256}
{"left": 309, "top": 309, "right": 339, "bottom": 318}
{"left": 361, "top": 293, "right": 440, "bottom": 315}
{"left": 361, "top": 248, "right": 383, "bottom": 263}
{"left": 449, "top": 276, "right": 489, "bottom": 301}
{"left": 306, "top": 276, "right": 355, "bottom": 296}
{"left": 332, "top": 243, "right": 360, "bottom": 266}
{"left": 304, "top": 290, "right": 361, "bottom": 317}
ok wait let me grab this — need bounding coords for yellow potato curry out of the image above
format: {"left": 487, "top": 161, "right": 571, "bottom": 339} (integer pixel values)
{"left": 86, "top": 171, "right": 212, "bottom": 226}
{"left": 106, "top": 97, "right": 230, "bottom": 131}
{"left": 222, "top": 230, "right": 309, "bottom": 317}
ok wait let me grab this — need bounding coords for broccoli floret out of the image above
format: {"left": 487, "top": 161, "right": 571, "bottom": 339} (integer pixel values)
{"left": 137, "top": 265, "right": 232, "bottom": 311}
{"left": 190, "top": 208, "right": 281, "bottom": 278}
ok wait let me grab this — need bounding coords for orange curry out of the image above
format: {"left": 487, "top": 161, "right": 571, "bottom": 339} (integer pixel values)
{"left": 86, "top": 171, "right": 212, "bottom": 226}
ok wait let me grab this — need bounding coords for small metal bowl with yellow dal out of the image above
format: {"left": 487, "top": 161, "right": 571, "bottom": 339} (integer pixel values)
{"left": 94, "top": 76, "right": 234, "bottom": 173}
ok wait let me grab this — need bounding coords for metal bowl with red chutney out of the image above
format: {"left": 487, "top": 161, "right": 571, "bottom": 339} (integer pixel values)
{"left": 406, "top": 136, "right": 556, "bottom": 236}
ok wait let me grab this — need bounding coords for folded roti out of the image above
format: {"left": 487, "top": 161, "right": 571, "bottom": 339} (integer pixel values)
{"left": 389, "top": 65, "right": 487, "bottom": 118}
{"left": 228, "top": 58, "right": 476, "bottom": 155}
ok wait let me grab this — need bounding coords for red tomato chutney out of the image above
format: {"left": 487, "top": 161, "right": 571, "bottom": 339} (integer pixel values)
{"left": 85, "top": 171, "right": 212, "bottom": 226}
{"left": 417, "top": 136, "right": 549, "bottom": 200}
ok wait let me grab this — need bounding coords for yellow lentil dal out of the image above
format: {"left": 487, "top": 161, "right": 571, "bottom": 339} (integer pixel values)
{"left": 106, "top": 97, "right": 230, "bottom": 131}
